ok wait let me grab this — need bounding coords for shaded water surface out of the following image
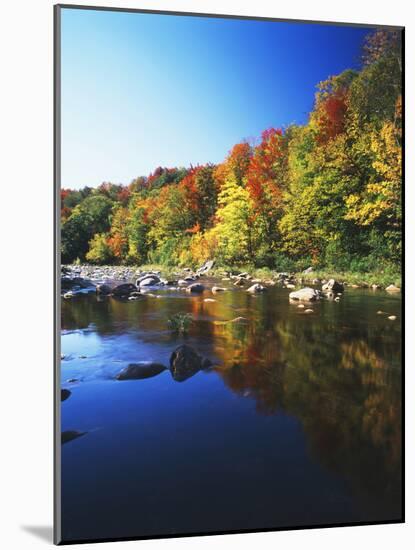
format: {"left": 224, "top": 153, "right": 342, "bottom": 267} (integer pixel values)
{"left": 60, "top": 280, "right": 402, "bottom": 541}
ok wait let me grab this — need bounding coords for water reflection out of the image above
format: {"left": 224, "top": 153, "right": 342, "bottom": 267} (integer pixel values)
{"left": 61, "top": 282, "right": 402, "bottom": 535}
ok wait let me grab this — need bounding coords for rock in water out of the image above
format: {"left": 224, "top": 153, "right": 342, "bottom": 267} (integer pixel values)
{"left": 96, "top": 283, "right": 112, "bottom": 295}
{"left": 385, "top": 284, "right": 400, "bottom": 293}
{"left": 61, "top": 389, "right": 71, "bottom": 401}
{"left": 169, "top": 345, "right": 211, "bottom": 382}
{"left": 112, "top": 283, "right": 137, "bottom": 298}
{"left": 322, "top": 279, "right": 344, "bottom": 293}
{"left": 212, "top": 286, "right": 226, "bottom": 293}
{"left": 138, "top": 275, "right": 161, "bottom": 288}
{"left": 62, "top": 430, "right": 86, "bottom": 445}
{"left": 116, "top": 362, "right": 167, "bottom": 380}
{"left": 289, "top": 287, "right": 321, "bottom": 302}
{"left": 246, "top": 283, "right": 266, "bottom": 293}
{"left": 186, "top": 283, "right": 205, "bottom": 293}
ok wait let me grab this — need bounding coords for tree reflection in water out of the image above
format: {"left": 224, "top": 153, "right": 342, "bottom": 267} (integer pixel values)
{"left": 61, "top": 284, "right": 401, "bottom": 520}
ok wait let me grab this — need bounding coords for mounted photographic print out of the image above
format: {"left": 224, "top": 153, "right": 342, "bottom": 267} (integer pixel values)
{"left": 54, "top": 4, "right": 404, "bottom": 544}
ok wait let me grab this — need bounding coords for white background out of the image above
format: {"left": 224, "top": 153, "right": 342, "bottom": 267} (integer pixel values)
{"left": 0, "top": 0, "right": 412, "bottom": 548}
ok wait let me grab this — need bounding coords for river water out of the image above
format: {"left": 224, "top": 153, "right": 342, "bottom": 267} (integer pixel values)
{"left": 60, "top": 278, "right": 402, "bottom": 542}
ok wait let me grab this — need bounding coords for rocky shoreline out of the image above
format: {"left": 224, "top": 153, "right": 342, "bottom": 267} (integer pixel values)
{"left": 61, "top": 261, "right": 401, "bottom": 301}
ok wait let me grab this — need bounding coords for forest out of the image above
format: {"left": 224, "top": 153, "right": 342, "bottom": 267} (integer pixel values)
{"left": 61, "top": 30, "right": 402, "bottom": 279}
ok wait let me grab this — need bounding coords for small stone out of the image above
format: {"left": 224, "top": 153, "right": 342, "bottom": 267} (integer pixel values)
{"left": 246, "top": 283, "right": 266, "bottom": 293}
{"left": 388, "top": 315, "right": 397, "bottom": 321}
{"left": 297, "top": 304, "right": 305, "bottom": 309}
{"left": 212, "top": 286, "right": 226, "bottom": 293}
{"left": 304, "top": 309, "right": 314, "bottom": 314}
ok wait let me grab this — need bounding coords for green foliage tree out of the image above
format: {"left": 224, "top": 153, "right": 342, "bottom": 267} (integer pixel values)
{"left": 86, "top": 233, "right": 113, "bottom": 264}
{"left": 61, "top": 29, "right": 402, "bottom": 274}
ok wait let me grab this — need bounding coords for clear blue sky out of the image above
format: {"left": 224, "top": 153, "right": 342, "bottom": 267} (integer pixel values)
{"left": 61, "top": 8, "right": 374, "bottom": 189}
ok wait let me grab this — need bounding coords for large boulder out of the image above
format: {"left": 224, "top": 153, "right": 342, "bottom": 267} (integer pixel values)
{"left": 289, "top": 287, "right": 321, "bottom": 302}
{"left": 112, "top": 283, "right": 138, "bottom": 298}
{"left": 186, "top": 283, "right": 205, "bottom": 293}
{"left": 137, "top": 275, "right": 161, "bottom": 287}
{"left": 322, "top": 279, "right": 344, "bottom": 293}
{"left": 169, "top": 345, "right": 211, "bottom": 382}
{"left": 247, "top": 283, "right": 266, "bottom": 293}
{"left": 116, "top": 362, "right": 167, "bottom": 380}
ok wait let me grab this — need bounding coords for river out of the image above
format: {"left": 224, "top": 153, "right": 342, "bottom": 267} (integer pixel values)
{"left": 60, "top": 277, "right": 402, "bottom": 542}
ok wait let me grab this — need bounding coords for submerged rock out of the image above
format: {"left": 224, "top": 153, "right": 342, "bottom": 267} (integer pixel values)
{"left": 212, "top": 286, "right": 226, "bottom": 293}
{"left": 289, "top": 287, "right": 321, "bottom": 302}
{"left": 186, "top": 283, "right": 205, "bottom": 293}
{"left": 61, "top": 389, "right": 71, "bottom": 401}
{"left": 62, "top": 430, "right": 86, "bottom": 445}
{"left": 116, "top": 362, "right": 167, "bottom": 380}
{"left": 169, "top": 344, "right": 211, "bottom": 382}
{"left": 386, "top": 284, "right": 400, "bottom": 293}
{"left": 214, "top": 317, "right": 249, "bottom": 325}
{"left": 246, "top": 283, "right": 266, "bottom": 293}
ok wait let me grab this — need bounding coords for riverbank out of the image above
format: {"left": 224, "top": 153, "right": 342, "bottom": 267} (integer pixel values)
{"left": 117, "top": 263, "right": 401, "bottom": 290}
{"left": 63, "top": 262, "right": 401, "bottom": 290}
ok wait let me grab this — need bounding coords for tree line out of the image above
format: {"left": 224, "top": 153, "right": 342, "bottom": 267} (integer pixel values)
{"left": 61, "top": 30, "right": 402, "bottom": 273}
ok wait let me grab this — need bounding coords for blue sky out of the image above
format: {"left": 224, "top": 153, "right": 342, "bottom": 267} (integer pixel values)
{"left": 61, "top": 8, "right": 373, "bottom": 189}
